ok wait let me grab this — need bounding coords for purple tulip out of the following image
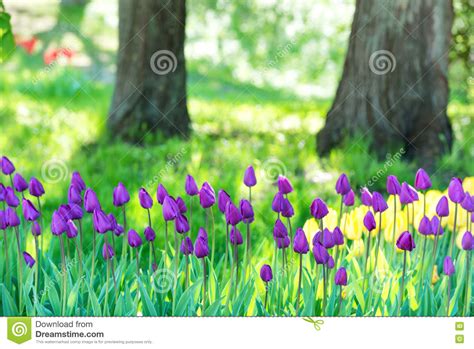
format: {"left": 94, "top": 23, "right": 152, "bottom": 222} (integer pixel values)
{"left": 277, "top": 235, "right": 290, "bottom": 249}
{"left": 399, "top": 182, "right": 414, "bottom": 205}
{"left": 321, "top": 228, "right": 335, "bottom": 249}
{"left": 415, "top": 168, "right": 432, "bottom": 190}
{"left": 23, "top": 251, "right": 35, "bottom": 268}
{"left": 277, "top": 175, "right": 293, "bottom": 194}
{"left": 102, "top": 243, "right": 114, "bottom": 260}
{"left": 225, "top": 201, "right": 242, "bottom": 226}
{"left": 271, "top": 191, "right": 285, "bottom": 213}
{"left": 343, "top": 189, "right": 355, "bottom": 206}
{"left": 293, "top": 228, "right": 309, "bottom": 254}
{"left": 431, "top": 216, "right": 444, "bottom": 236}
{"left": 230, "top": 226, "right": 243, "bottom": 245}
{"left": 335, "top": 267, "right": 348, "bottom": 285}
{"left": 313, "top": 242, "right": 330, "bottom": 264}
{"left": 240, "top": 199, "right": 254, "bottom": 224}
{"left": 29, "top": 177, "right": 45, "bottom": 197}
{"left": 418, "top": 216, "right": 432, "bottom": 235}
{"left": 281, "top": 198, "right": 294, "bottom": 218}
{"left": 372, "top": 192, "right": 388, "bottom": 213}
{"left": 138, "top": 188, "right": 153, "bottom": 209}
{"left": 199, "top": 182, "right": 215, "bottom": 208}
{"left": 5, "top": 207, "right": 20, "bottom": 227}
{"left": 273, "top": 218, "right": 288, "bottom": 239}
{"left": 93, "top": 209, "right": 111, "bottom": 234}
{"left": 128, "top": 229, "right": 143, "bottom": 248}
{"left": 363, "top": 210, "right": 376, "bottom": 231}
{"left": 1, "top": 156, "right": 15, "bottom": 175}
{"left": 436, "top": 196, "right": 449, "bottom": 217}
{"left": 335, "top": 173, "right": 351, "bottom": 195}
{"left": 386, "top": 175, "right": 401, "bottom": 195}
{"left": 407, "top": 184, "right": 419, "bottom": 201}
{"left": 84, "top": 188, "right": 101, "bottom": 213}
{"left": 22, "top": 198, "right": 40, "bottom": 221}
{"left": 360, "top": 187, "right": 372, "bottom": 207}
{"left": 0, "top": 210, "right": 6, "bottom": 230}
{"left": 68, "top": 185, "right": 82, "bottom": 205}
{"left": 461, "top": 231, "right": 473, "bottom": 250}
{"left": 196, "top": 226, "right": 207, "bottom": 241}
{"left": 5, "top": 187, "right": 19, "bottom": 207}
{"left": 31, "top": 221, "right": 41, "bottom": 236}
{"left": 243, "top": 165, "right": 257, "bottom": 187}
{"left": 66, "top": 219, "right": 78, "bottom": 239}
{"left": 68, "top": 203, "right": 83, "bottom": 220}
{"left": 443, "top": 256, "right": 455, "bottom": 276}
{"left": 175, "top": 214, "right": 190, "bottom": 234}
{"left": 163, "top": 196, "right": 179, "bottom": 221}
{"left": 194, "top": 235, "right": 209, "bottom": 258}
{"left": 327, "top": 255, "right": 335, "bottom": 269}
{"left": 180, "top": 236, "right": 194, "bottom": 255}
{"left": 185, "top": 175, "right": 199, "bottom": 196}
{"left": 71, "top": 171, "right": 86, "bottom": 192}
{"left": 156, "top": 184, "right": 168, "bottom": 205}
{"left": 113, "top": 182, "right": 130, "bottom": 207}
{"left": 448, "top": 177, "right": 465, "bottom": 203}
{"left": 176, "top": 196, "right": 187, "bottom": 213}
{"left": 51, "top": 210, "right": 67, "bottom": 235}
{"left": 396, "top": 231, "right": 416, "bottom": 251}
{"left": 461, "top": 192, "right": 474, "bottom": 212}
{"left": 333, "top": 226, "right": 344, "bottom": 245}
{"left": 0, "top": 183, "right": 5, "bottom": 202}
{"left": 113, "top": 224, "right": 124, "bottom": 237}
{"left": 217, "top": 190, "right": 231, "bottom": 213}
{"left": 310, "top": 198, "right": 329, "bottom": 219}
{"left": 260, "top": 264, "right": 273, "bottom": 282}
{"left": 13, "top": 173, "right": 28, "bottom": 192}
{"left": 144, "top": 226, "right": 156, "bottom": 242}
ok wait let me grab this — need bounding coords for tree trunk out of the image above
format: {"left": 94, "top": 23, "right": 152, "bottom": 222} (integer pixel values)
{"left": 109, "top": 0, "right": 190, "bottom": 141}
{"left": 316, "top": 0, "right": 453, "bottom": 168}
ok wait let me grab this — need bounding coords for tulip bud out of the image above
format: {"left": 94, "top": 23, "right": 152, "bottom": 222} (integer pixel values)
{"left": 230, "top": 226, "right": 243, "bottom": 245}
{"left": 156, "top": 184, "right": 168, "bottom": 205}
{"left": 144, "top": 226, "right": 156, "bottom": 242}
{"left": 5, "top": 187, "right": 19, "bottom": 207}
{"left": 442, "top": 256, "right": 455, "bottom": 276}
{"left": 71, "top": 171, "right": 86, "bottom": 192}
{"left": 360, "top": 187, "right": 372, "bottom": 207}
{"left": 243, "top": 165, "right": 257, "bottom": 187}
{"left": 418, "top": 216, "right": 432, "bottom": 235}
{"left": 436, "top": 196, "right": 449, "bottom": 217}
{"left": 31, "top": 221, "right": 41, "bottom": 236}
{"left": 13, "top": 173, "right": 28, "bottom": 193}
{"left": 372, "top": 192, "right": 388, "bottom": 212}
{"left": 396, "top": 231, "right": 415, "bottom": 251}
{"left": 185, "top": 175, "right": 199, "bottom": 196}
{"left": 175, "top": 214, "right": 190, "bottom": 234}
{"left": 313, "top": 242, "right": 330, "bottom": 264}
{"left": 386, "top": 175, "right": 401, "bottom": 195}
{"left": 23, "top": 251, "right": 35, "bottom": 268}
{"left": 343, "top": 189, "right": 355, "bottom": 206}
{"left": 102, "top": 243, "right": 114, "bottom": 260}
{"left": 29, "top": 177, "right": 45, "bottom": 197}
{"left": 273, "top": 219, "right": 288, "bottom": 239}
{"left": 68, "top": 184, "right": 82, "bottom": 205}
{"left": 22, "top": 198, "right": 40, "bottom": 221}
{"left": 414, "top": 168, "right": 431, "bottom": 190}
{"left": 277, "top": 175, "right": 293, "bottom": 194}
{"left": 293, "top": 228, "right": 309, "bottom": 254}
{"left": 199, "top": 182, "right": 215, "bottom": 208}
{"left": 240, "top": 199, "right": 254, "bottom": 224}
{"left": 218, "top": 190, "right": 231, "bottom": 214}
{"left": 84, "top": 188, "right": 101, "bottom": 213}
{"left": 194, "top": 235, "right": 209, "bottom": 258}
{"left": 363, "top": 210, "right": 376, "bottom": 231}
{"left": 113, "top": 182, "right": 130, "bottom": 207}
{"left": 335, "top": 173, "right": 351, "bottom": 195}
{"left": 461, "top": 231, "right": 473, "bottom": 251}
{"left": 310, "top": 198, "right": 329, "bottom": 219}
{"left": 260, "top": 264, "right": 273, "bottom": 282}
{"left": 335, "top": 267, "right": 348, "bottom": 286}
{"left": 51, "top": 210, "right": 67, "bottom": 235}
{"left": 128, "top": 229, "right": 143, "bottom": 248}
{"left": 448, "top": 177, "right": 464, "bottom": 203}
{"left": 138, "top": 188, "right": 153, "bottom": 209}
{"left": 5, "top": 207, "right": 20, "bottom": 227}
{"left": 1, "top": 156, "right": 15, "bottom": 175}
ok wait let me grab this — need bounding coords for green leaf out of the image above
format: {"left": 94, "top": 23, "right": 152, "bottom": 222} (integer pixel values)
{"left": 175, "top": 282, "right": 199, "bottom": 316}
{"left": 138, "top": 280, "right": 157, "bottom": 316}
{"left": 2, "top": 284, "right": 18, "bottom": 315}
{"left": 86, "top": 281, "right": 102, "bottom": 316}
{"left": 0, "top": 9, "right": 15, "bottom": 63}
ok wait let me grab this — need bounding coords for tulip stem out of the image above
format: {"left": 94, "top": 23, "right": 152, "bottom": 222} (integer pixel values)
{"left": 78, "top": 218, "right": 83, "bottom": 254}
{"left": 202, "top": 258, "right": 207, "bottom": 315}
{"left": 449, "top": 203, "right": 458, "bottom": 257}
{"left": 397, "top": 250, "right": 407, "bottom": 316}
{"left": 234, "top": 243, "right": 239, "bottom": 297}
{"left": 363, "top": 229, "right": 371, "bottom": 293}
{"left": 418, "top": 235, "right": 427, "bottom": 295}
{"left": 164, "top": 222, "right": 169, "bottom": 264}
{"left": 14, "top": 226, "right": 23, "bottom": 312}
{"left": 59, "top": 235, "right": 67, "bottom": 316}
{"left": 390, "top": 195, "right": 397, "bottom": 264}
{"left": 104, "top": 259, "right": 110, "bottom": 315}
{"left": 223, "top": 223, "right": 229, "bottom": 280}
{"left": 246, "top": 222, "right": 251, "bottom": 269}
{"left": 185, "top": 255, "right": 189, "bottom": 288}
{"left": 172, "top": 228, "right": 179, "bottom": 315}
{"left": 34, "top": 235, "right": 39, "bottom": 295}
{"left": 3, "top": 230, "right": 10, "bottom": 290}
{"left": 135, "top": 248, "right": 140, "bottom": 275}
{"left": 322, "top": 264, "right": 327, "bottom": 316}
{"left": 338, "top": 285, "right": 343, "bottom": 316}
{"left": 209, "top": 207, "right": 215, "bottom": 267}
{"left": 464, "top": 251, "right": 471, "bottom": 316}
{"left": 296, "top": 253, "right": 303, "bottom": 316}
{"left": 446, "top": 276, "right": 451, "bottom": 316}
{"left": 121, "top": 206, "right": 127, "bottom": 260}
{"left": 338, "top": 196, "right": 343, "bottom": 227}
{"left": 264, "top": 283, "right": 268, "bottom": 312}
{"left": 373, "top": 212, "right": 383, "bottom": 274}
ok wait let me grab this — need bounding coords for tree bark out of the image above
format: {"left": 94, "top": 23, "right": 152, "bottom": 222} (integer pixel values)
{"left": 109, "top": 0, "right": 190, "bottom": 141}
{"left": 316, "top": 0, "right": 453, "bottom": 168}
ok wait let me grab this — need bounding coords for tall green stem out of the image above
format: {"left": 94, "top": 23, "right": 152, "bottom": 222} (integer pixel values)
{"left": 464, "top": 251, "right": 471, "bottom": 316}
{"left": 14, "top": 227, "right": 23, "bottom": 312}
{"left": 449, "top": 203, "right": 458, "bottom": 257}
{"left": 296, "top": 253, "right": 303, "bottom": 315}
{"left": 397, "top": 251, "right": 407, "bottom": 316}
{"left": 59, "top": 235, "right": 67, "bottom": 316}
